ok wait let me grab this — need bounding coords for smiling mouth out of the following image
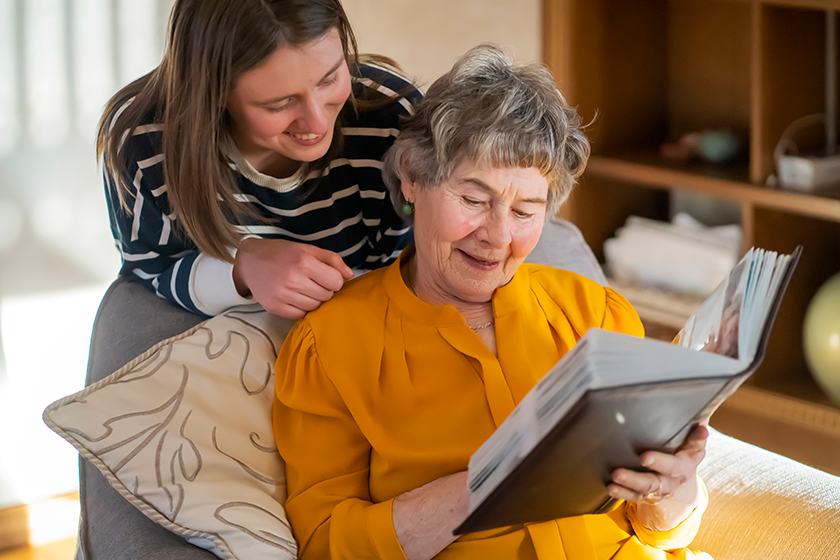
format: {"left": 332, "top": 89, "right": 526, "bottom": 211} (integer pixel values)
{"left": 460, "top": 250, "right": 500, "bottom": 267}
{"left": 289, "top": 132, "right": 320, "bottom": 141}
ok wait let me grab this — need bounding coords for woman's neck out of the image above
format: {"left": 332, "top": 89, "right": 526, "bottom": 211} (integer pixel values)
{"left": 401, "top": 253, "right": 494, "bottom": 329}
{"left": 248, "top": 149, "right": 301, "bottom": 178}
{"left": 231, "top": 132, "right": 301, "bottom": 178}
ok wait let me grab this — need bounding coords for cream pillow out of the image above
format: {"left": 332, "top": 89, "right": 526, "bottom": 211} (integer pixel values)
{"left": 43, "top": 306, "right": 298, "bottom": 560}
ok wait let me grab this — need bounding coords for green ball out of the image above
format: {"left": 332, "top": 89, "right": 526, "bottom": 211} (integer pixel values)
{"left": 803, "top": 272, "right": 840, "bottom": 404}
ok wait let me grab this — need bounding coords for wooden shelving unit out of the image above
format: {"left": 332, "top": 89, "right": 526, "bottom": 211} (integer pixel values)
{"left": 543, "top": 0, "right": 840, "bottom": 415}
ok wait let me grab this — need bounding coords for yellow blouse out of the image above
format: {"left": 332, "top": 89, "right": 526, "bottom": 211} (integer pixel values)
{"left": 274, "top": 252, "right": 709, "bottom": 560}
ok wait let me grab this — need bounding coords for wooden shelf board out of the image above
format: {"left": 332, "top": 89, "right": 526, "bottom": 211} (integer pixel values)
{"left": 587, "top": 152, "right": 840, "bottom": 223}
{"left": 711, "top": 384, "right": 840, "bottom": 475}
{"left": 748, "top": 372, "right": 838, "bottom": 410}
{"left": 761, "top": 0, "right": 840, "bottom": 11}
{"left": 733, "top": 384, "right": 840, "bottom": 428}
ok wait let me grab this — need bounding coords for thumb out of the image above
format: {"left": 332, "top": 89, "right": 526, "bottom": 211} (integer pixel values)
{"left": 315, "top": 247, "right": 354, "bottom": 279}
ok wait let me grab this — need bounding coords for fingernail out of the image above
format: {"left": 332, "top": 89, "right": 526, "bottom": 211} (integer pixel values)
{"left": 642, "top": 456, "right": 653, "bottom": 467}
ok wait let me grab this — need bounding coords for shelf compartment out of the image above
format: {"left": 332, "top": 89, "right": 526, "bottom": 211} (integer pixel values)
{"left": 566, "top": 175, "right": 671, "bottom": 262}
{"left": 750, "top": 208, "right": 840, "bottom": 395}
{"left": 561, "top": 0, "right": 669, "bottom": 150}
{"left": 666, "top": 0, "right": 752, "bottom": 143}
{"left": 551, "top": 0, "right": 752, "bottom": 154}
{"left": 759, "top": 5, "right": 839, "bottom": 182}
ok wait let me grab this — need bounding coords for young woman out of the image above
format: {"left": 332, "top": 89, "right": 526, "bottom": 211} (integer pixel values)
{"left": 98, "top": 0, "right": 422, "bottom": 318}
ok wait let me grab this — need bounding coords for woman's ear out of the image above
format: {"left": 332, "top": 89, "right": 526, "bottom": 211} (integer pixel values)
{"left": 400, "top": 178, "right": 418, "bottom": 204}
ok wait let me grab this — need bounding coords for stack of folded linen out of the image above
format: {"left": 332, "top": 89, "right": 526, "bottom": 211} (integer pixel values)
{"left": 604, "top": 213, "right": 742, "bottom": 297}
{"left": 605, "top": 276, "right": 708, "bottom": 331}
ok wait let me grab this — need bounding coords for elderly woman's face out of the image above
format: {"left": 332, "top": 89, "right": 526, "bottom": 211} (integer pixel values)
{"left": 403, "top": 160, "right": 549, "bottom": 303}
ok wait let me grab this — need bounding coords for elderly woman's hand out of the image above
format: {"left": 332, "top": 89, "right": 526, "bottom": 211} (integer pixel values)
{"left": 392, "top": 471, "right": 471, "bottom": 560}
{"left": 607, "top": 424, "right": 708, "bottom": 532}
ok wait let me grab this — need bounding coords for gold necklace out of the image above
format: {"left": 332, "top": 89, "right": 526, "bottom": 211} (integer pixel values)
{"left": 469, "top": 320, "right": 495, "bottom": 331}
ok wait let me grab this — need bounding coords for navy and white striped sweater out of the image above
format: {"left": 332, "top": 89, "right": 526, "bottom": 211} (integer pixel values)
{"left": 105, "top": 63, "right": 422, "bottom": 316}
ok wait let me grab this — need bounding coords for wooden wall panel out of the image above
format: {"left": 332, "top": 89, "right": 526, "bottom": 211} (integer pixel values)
{"left": 761, "top": 6, "right": 833, "bottom": 180}
{"left": 668, "top": 0, "right": 752, "bottom": 141}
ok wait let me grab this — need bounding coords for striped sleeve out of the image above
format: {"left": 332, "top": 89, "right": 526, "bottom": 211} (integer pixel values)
{"left": 104, "top": 124, "right": 236, "bottom": 316}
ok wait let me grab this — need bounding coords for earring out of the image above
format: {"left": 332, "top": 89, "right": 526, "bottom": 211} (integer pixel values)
{"left": 402, "top": 201, "right": 415, "bottom": 216}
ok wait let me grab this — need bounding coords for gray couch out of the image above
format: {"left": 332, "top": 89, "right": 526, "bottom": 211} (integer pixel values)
{"left": 77, "top": 218, "right": 840, "bottom": 559}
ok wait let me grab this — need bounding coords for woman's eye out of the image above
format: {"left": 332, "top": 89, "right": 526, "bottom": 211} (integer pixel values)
{"left": 463, "top": 197, "right": 482, "bottom": 206}
{"left": 266, "top": 102, "right": 292, "bottom": 113}
{"left": 514, "top": 210, "right": 534, "bottom": 219}
{"left": 320, "top": 74, "right": 338, "bottom": 87}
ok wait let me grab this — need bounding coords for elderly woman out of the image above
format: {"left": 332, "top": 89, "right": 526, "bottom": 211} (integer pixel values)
{"left": 273, "top": 45, "right": 710, "bottom": 560}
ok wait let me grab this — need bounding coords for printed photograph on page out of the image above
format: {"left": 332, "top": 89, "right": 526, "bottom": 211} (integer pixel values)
{"left": 675, "top": 255, "right": 750, "bottom": 360}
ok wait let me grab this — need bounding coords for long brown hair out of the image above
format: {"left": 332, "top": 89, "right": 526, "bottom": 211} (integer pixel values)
{"left": 97, "top": 0, "right": 372, "bottom": 263}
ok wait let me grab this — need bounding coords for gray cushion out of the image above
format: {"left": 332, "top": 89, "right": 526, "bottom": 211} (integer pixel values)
{"left": 527, "top": 216, "right": 608, "bottom": 285}
{"left": 85, "top": 278, "right": 205, "bottom": 386}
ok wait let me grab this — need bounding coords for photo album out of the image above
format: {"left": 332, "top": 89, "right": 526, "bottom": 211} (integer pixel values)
{"left": 455, "top": 245, "right": 802, "bottom": 535}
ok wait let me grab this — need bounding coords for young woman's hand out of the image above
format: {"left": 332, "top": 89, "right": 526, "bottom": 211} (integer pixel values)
{"left": 607, "top": 424, "right": 708, "bottom": 531}
{"left": 233, "top": 238, "right": 354, "bottom": 318}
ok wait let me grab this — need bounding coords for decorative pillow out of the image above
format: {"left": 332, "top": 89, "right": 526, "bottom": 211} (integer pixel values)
{"left": 43, "top": 306, "right": 298, "bottom": 560}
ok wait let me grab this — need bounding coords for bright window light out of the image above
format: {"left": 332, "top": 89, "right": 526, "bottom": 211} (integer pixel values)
{"left": 0, "top": 0, "right": 18, "bottom": 155}
{"left": 0, "top": 199, "right": 24, "bottom": 252}
{"left": 26, "top": 494, "right": 80, "bottom": 546}
{"left": 118, "top": 0, "right": 160, "bottom": 87}
{"left": 0, "top": 285, "right": 108, "bottom": 508}
{"left": 25, "top": 0, "right": 70, "bottom": 149}
{"left": 73, "top": 0, "right": 115, "bottom": 138}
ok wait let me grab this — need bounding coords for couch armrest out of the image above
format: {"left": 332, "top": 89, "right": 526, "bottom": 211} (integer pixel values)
{"left": 85, "top": 278, "right": 205, "bottom": 385}
{"left": 693, "top": 428, "right": 840, "bottom": 558}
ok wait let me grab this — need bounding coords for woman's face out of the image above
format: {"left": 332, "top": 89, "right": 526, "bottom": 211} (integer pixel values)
{"left": 226, "top": 27, "right": 352, "bottom": 177}
{"left": 403, "top": 160, "right": 549, "bottom": 304}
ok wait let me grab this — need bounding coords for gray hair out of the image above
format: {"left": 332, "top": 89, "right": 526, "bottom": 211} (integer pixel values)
{"left": 383, "top": 44, "right": 590, "bottom": 223}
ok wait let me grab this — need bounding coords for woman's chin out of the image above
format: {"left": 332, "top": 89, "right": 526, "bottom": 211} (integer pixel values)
{"left": 283, "top": 146, "right": 329, "bottom": 164}
{"left": 279, "top": 132, "right": 333, "bottom": 162}
{"left": 451, "top": 279, "right": 501, "bottom": 303}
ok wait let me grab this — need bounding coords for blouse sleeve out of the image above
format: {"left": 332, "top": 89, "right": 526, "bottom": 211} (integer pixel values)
{"left": 624, "top": 476, "right": 709, "bottom": 551}
{"left": 601, "top": 286, "right": 646, "bottom": 338}
{"left": 273, "top": 320, "right": 407, "bottom": 560}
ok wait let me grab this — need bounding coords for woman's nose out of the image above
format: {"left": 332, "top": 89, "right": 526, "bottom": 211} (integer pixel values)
{"left": 479, "top": 212, "right": 513, "bottom": 248}
{"left": 296, "top": 94, "right": 330, "bottom": 132}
